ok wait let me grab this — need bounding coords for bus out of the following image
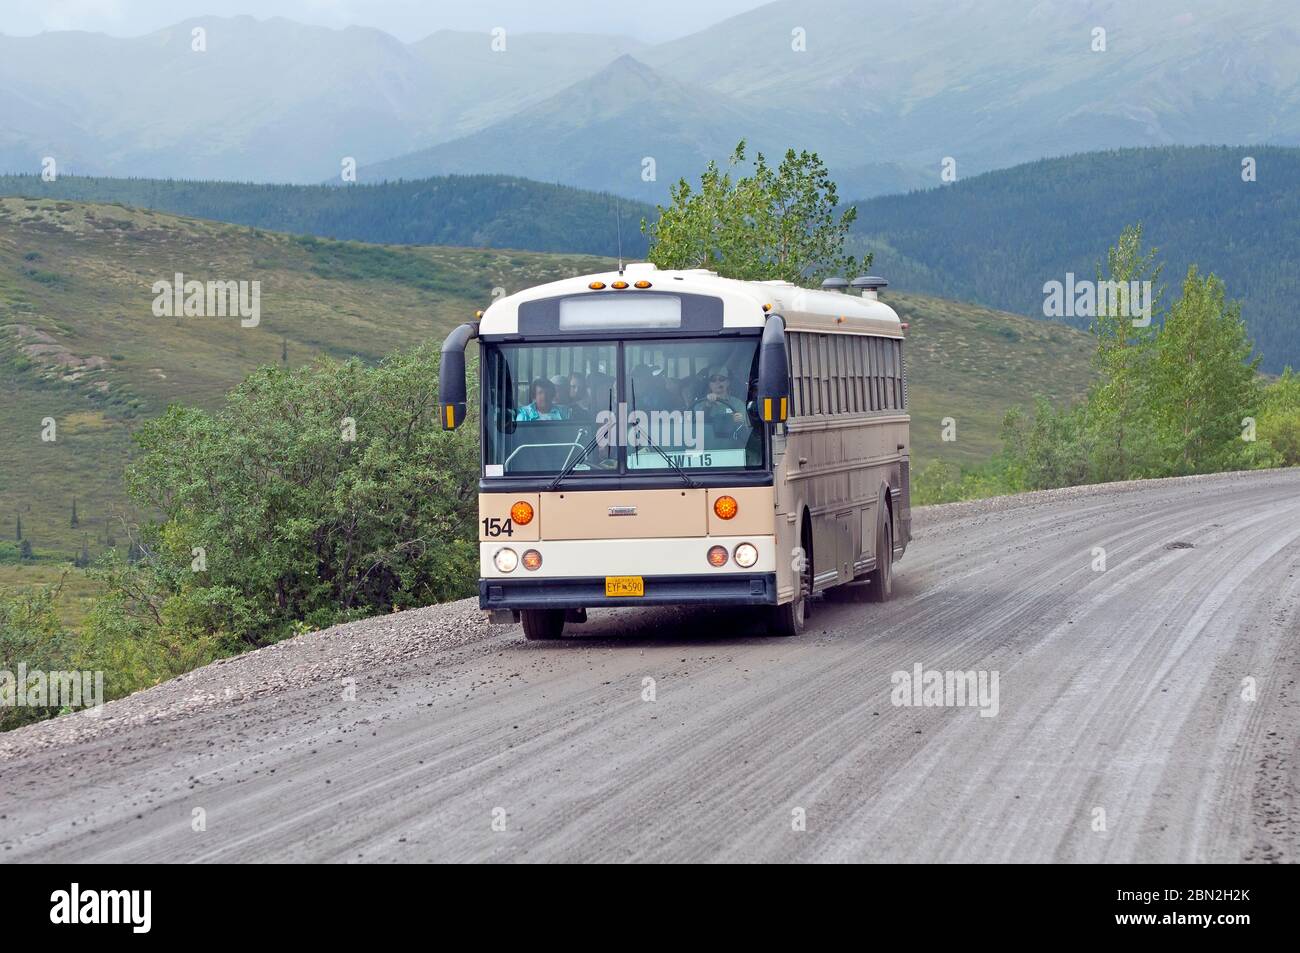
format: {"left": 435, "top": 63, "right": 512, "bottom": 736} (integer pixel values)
{"left": 439, "top": 263, "right": 911, "bottom": 639}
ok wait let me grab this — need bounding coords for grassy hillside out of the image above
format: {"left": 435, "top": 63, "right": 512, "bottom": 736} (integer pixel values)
{"left": 0, "top": 199, "right": 1093, "bottom": 561}
{"left": 850, "top": 146, "right": 1300, "bottom": 373}
{"left": 0, "top": 198, "right": 608, "bottom": 558}
{"left": 0, "top": 174, "right": 653, "bottom": 258}
{"left": 892, "top": 292, "right": 1094, "bottom": 464}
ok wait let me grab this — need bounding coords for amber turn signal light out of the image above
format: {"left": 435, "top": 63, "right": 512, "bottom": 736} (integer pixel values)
{"left": 510, "top": 501, "right": 534, "bottom": 525}
{"left": 713, "top": 495, "right": 738, "bottom": 520}
{"left": 521, "top": 549, "right": 542, "bottom": 571}
{"left": 707, "top": 545, "right": 729, "bottom": 567}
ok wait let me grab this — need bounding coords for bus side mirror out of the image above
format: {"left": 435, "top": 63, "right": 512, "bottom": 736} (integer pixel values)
{"left": 756, "top": 314, "right": 789, "bottom": 425}
{"left": 439, "top": 322, "right": 478, "bottom": 430}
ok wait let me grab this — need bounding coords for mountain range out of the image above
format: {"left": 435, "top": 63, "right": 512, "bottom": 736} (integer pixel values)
{"left": 3, "top": 144, "right": 1297, "bottom": 368}
{"left": 3, "top": 0, "right": 1299, "bottom": 197}
{"left": 0, "top": 173, "right": 653, "bottom": 256}
{"left": 850, "top": 146, "right": 1300, "bottom": 374}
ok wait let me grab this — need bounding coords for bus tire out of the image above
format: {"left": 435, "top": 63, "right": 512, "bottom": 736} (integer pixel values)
{"left": 768, "top": 592, "right": 806, "bottom": 637}
{"left": 867, "top": 514, "right": 894, "bottom": 602}
{"left": 521, "top": 608, "right": 565, "bottom": 640}
{"left": 769, "top": 527, "right": 812, "bottom": 637}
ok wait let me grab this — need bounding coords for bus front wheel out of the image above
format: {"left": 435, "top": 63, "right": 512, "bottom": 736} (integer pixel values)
{"left": 769, "top": 535, "right": 811, "bottom": 637}
{"left": 521, "top": 609, "right": 565, "bottom": 640}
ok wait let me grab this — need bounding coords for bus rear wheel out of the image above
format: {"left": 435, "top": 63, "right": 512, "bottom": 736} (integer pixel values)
{"left": 867, "top": 516, "right": 894, "bottom": 602}
{"left": 521, "top": 609, "right": 565, "bottom": 640}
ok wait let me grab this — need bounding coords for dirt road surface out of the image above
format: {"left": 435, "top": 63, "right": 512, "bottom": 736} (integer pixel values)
{"left": 2, "top": 470, "right": 1297, "bottom": 862}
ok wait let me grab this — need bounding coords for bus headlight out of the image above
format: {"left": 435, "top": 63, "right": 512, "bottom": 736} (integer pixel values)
{"left": 521, "top": 549, "right": 542, "bottom": 571}
{"left": 494, "top": 548, "right": 519, "bottom": 572}
{"left": 707, "top": 545, "right": 729, "bottom": 567}
{"left": 733, "top": 543, "right": 759, "bottom": 568}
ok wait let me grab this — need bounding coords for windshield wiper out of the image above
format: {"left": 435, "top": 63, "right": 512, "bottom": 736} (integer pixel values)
{"left": 630, "top": 378, "right": 699, "bottom": 490}
{"left": 548, "top": 389, "right": 614, "bottom": 491}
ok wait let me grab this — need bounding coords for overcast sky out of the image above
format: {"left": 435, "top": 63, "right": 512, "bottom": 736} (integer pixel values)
{"left": 1, "top": 0, "right": 767, "bottom": 42}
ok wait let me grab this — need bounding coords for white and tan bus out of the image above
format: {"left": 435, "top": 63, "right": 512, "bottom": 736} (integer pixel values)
{"left": 440, "top": 263, "right": 910, "bottom": 639}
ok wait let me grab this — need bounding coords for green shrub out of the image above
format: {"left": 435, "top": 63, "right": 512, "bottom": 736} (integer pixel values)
{"left": 112, "top": 343, "right": 479, "bottom": 648}
{"left": 1257, "top": 368, "right": 1300, "bottom": 466}
{"left": 0, "top": 582, "right": 72, "bottom": 731}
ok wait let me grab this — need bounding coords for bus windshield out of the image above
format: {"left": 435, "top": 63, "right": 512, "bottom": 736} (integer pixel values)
{"left": 482, "top": 338, "right": 765, "bottom": 476}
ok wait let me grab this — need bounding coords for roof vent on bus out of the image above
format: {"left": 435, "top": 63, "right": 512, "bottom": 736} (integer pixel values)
{"left": 851, "top": 275, "right": 889, "bottom": 300}
{"left": 820, "top": 277, "right": 849, "bottom": 292}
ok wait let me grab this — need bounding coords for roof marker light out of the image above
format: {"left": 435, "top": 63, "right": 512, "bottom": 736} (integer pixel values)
{"left": 611, "top": 280, "right": 629, "bottom": 290}
{"left": 633, "top": 280, "right": 652, "bottom": 289}
{"left": 589, "top": 281, "right": 606, "bottom": 290}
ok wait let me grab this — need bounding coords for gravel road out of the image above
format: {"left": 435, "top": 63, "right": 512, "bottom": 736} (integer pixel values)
{"left": 2, "top": 469, "right": 1297, "bottom": 862}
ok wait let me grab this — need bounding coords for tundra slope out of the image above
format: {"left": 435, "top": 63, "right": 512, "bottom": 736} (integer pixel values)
{"left": 1, "top": 469, "right": 1297, "bottom": 862}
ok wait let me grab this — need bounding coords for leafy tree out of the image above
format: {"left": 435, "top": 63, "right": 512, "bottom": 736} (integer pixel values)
{"left": 1086, "top": 224, "right": 1164, "bottom": 481}
{"left": 642, "top": 140, "right": 871, "bottom": 283}
{"left": 1150, "top": 266, "right": 1261, "bottom": 473}
{"left": 992, "top": 227, "right": 1269, "bottom": 497}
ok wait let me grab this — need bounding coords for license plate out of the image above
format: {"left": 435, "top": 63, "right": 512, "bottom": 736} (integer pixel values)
{"left": 605, "top": 576, "right": 644, "bottom": 597}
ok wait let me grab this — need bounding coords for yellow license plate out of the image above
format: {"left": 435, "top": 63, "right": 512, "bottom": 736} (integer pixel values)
{"left": 605, "top": 576, "right": 644, "bottom": 597}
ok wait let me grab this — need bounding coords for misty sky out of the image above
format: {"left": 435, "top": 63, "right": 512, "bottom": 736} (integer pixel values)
{"left": 1, "top": 0, "right": 766, "bottom": 42}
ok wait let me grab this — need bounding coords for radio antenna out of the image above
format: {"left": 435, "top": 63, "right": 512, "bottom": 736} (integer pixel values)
{"left": 615, "top": 203, "right": 624, "bottom": 275}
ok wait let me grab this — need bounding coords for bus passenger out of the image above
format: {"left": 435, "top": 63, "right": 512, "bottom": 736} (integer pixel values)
{"left": 517, "top": 377, "right": 569, "bottom": 421}
{"left": 565, "top": 373, "right": 595, "bottom": 420}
